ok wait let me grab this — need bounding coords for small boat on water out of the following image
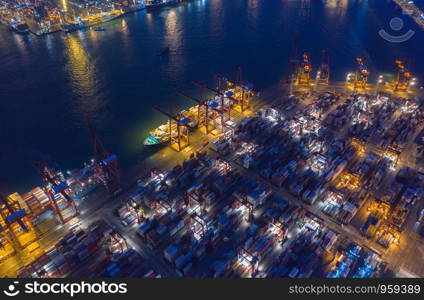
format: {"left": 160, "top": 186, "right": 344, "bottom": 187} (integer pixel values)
{"left": 94, "top": 27, "right": 106, "bottom": 31}
{"left": 157, "top": 46, "right": 170, "bottom": 56}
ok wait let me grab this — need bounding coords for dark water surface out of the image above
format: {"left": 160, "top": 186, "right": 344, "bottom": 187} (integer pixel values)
{"left": 0, "top": 0, "right": 423, "bottom": 193}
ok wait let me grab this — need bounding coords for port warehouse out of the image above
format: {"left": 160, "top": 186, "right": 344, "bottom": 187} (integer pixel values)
{"left": 0, "top": 56, "right": 424, "bottom": 278}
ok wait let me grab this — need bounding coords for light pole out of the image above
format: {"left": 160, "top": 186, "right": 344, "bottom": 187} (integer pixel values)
{"left": 374, "top": 75, "right": 383, "bottom": 96}
{"left": 408, "top": 77, "right": 417, "bottom": 91}
{"left": 289, "top": 75, "right": 294, "bottom": 96}
{"left": 346, "top": 72, "right": 354, "bottom": 94}
{"left": 314, "top": 71, "right": 321, "bottom": 92}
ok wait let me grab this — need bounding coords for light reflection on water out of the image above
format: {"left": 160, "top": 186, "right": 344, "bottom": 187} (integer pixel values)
{"left": 0, "top": 0, "right": 423, "bottom": 193}
{"left": 64, "top": 34, "right": 108, "bottom": 120}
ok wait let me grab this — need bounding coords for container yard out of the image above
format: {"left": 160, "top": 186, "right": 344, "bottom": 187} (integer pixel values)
{"left": 0, "top": 59, "right": 423, "bottom": 279}
{"left": 13, "top": 220, "right": 157, "bottom": 278}
{"left": 15, "top": 225, "right": 104, "bottom": 278}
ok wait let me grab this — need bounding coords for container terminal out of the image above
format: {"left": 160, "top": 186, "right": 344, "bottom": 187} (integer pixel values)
{"left": 0, "top": 53, "right": 424, "bottom": 278}
{"left": 394, "top": 0, "right": 424, "bottom": 29}
{"left": 0, "top": 0, "right": 137, "bottom": 35}
{"left": 0, "top": 0, "right": 195, "bottom": 35}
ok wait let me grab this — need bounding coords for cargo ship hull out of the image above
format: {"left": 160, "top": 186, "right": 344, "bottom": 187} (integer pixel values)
{"left": 145, "top": 1, "right": 176, "bottom": 11}
{"left": 61, "top": 11, "right": 123, "bottom": 33}
{"left": 145, "top": 0, "right": 190, "bottom": 11}
{"left": 144, "top": 134, "right": 169, "bottom": 146}
{"left": 144, "top": 104, "right": 201, "bottom": 146}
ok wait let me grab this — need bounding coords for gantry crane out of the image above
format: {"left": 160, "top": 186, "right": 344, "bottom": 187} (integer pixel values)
{"left": 190, "top": 213, "right": 209, "bottom": 240}
{"left": 236, "top": 197, "right": 253, "bottom": 221}
{"left": 84, "top": 113, "right": 121, "bottom": 194}
{"left": 237, "top": 247, "right": 259, "bottom": 276}
{"left": 193, "top": 81, "right": 239, "bottom": 132}
{"left": 0, "top": 192, "right": 37, "bottom": 249}
{"left": 215, "top": 68, "right": 254, "bottom": 112}
{"left": 107, "top": 231, "right": 128, "bottom": 255}
{"left": 235, "top": 67, "right": 243, "bottom": 87}
{"left": 153, "top": 106, "right": 190, "bottom": 152}
{"left": 215, "top": 67, "right": 244, "bottom": 93}
{"left": 354, "top": 57, "right": 370, "bottom": 89}
{"left": 33, "top": 160, "right": 79, "bottom": 224}
{"left": 0, "top": 228, "right": 14, "bottom": 259}
{"left": 317, "top": 50, "right": 330, "bottom": 85}
{"left": 288, "top": 33, "right": 300, "bottom": 83}
{"left": 215, "top": 73, "right": 229, "bottom": 92}
{"left": 178, "top": 91, "right": 211, "bottom": 133}
{"left": 192, "top": 81, "right": 230, "bottom": 127}
{"left": 394, "top": 59, "right": 412, "bottom": 91}
{"left": 297, "top": 53, "right": 312, "bottom": 85}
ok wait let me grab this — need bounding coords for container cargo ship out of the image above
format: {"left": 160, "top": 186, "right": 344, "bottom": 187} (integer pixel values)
{"left": 144, "top": 105, "right": 200, "bottom": 145}
{"left": 145, "top": 124, "right": 171, "bottom": 145}
{"left": 145, "top": 0, "right": 190, "bottom": 11}
{"left": 145, "top": 0, "right": 177, "bottom": 10}
{"left": 82, "top": 10, "right": 124, "bottom": 27}
{"left": 144, "top": 85, "right": 242, "bottom": 146}
{"left": 61, "top": 10, "right": 123, "bottom": 33}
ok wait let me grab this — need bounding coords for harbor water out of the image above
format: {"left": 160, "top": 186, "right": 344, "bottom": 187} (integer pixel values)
{"left": 0, "top": 0, "right": 423, "bottom": 193}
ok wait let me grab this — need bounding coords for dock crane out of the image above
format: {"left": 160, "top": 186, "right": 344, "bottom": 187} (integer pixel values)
{"left": 0, "top": 227, "right": 14, "bottom": 258}
{"left": 287, "top": 33, "right": 300, "bottom": 83}
{"left": 107, "top": 231, "right": 128, "bottom": 255}
{"left": 317, "top": 50, "right": 330, "bottom": 85}
{"left": 235, "top": 67, "right": 243, "bottom": 87}
{"left": 32, "top": 160, "right": 79, "bottom": 224}
{"left": 297, "top": 53, "right": 312, "bottom": 85}
{"left": 152, "top": 106, "right": 190, "bottom": 152}
{"left": 354, "top": 57, "right": 370, "bottom": 89}
{"left": 235, "top": 196, "right": 253, "bottom": 221}
{"left": 215, "top": 68, "right": 254, "bottom": 112}
{"left": 0, "top": 192, "right": 37, "bottom": 249}
{"left": 193, "top": 81, "right": 239, "bottom": 132}
{"left": 394, "top": 59, "right": 412, "bottom": 91}
{"left": 178, "top": 91, "right": 212, "bottom": 134}
{"left": 83, "top": 113, "right": 121, "bottom": 194}
{"left": 234, "top": 67, "right": 254, "bottom": 111}
{"left": 192, "top": 81, "right": 229, "bottom": 130}
{"left": 237, "top": 247, "right": 259, "bottom": 276}
{"left": 190, "top": 213, "right": 209, "bottom": 240}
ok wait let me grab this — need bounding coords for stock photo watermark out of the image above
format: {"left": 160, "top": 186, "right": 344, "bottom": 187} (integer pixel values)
{"left": 2, "top": 281, "right": 128, "bottom": 298}
{"left": 379, "top": 16, "right": 415, "bottom": 43}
